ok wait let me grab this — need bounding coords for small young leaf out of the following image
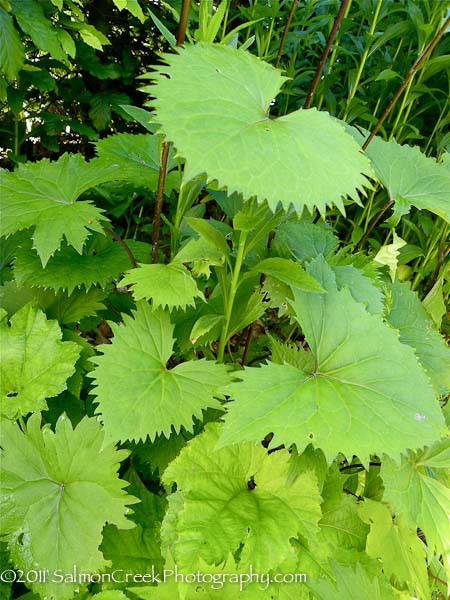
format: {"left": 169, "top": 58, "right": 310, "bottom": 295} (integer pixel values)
{"left": 120, "top": 263, "right": 204, "bottom": 310}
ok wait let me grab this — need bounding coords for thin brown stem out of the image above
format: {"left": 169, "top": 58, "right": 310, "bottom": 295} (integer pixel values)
{"left": 304, "top": 0, "right": 350, "bottom": 109}
{"left": 362, "top": 15, "right": 450, "bottom": 150}
{"left": 152, "top": 0, "right": 191, "bottom": 264}
{"left": 176, "top": 0, "right": 191, "bottom": 46}
{"left": 152, "top": 142, "right": 171, "bottom": 263}
{"left": 275, "top": 0, "right": 298, "bottom": 68}
{"left": 427, "top": 570, "right": 448, "bottom": 588}
{"left": 103, "top": 225, "right": 137, "bottom": 268}
{"left": 353, "top": 200, "right": 393, "bottom": 252}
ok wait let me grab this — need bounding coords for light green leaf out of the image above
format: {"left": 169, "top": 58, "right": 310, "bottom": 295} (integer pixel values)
{"left": 359, "top": 500, "right": 430, "bottom": 599}
{"left": 121, "top": 263, "right": 204, "bottom": 310}
{"left": 119, "top": 105, "right": 156, "bottom": 132}
{"left": 381, "top": 441, "right": 450, "bottom": 580}
{"left": 148, "top": 8, "right": 176, "bottom": 46}
{"left": 351, "top": 129, "right": 450, "bottom": 223}
{"left": 422, "top": 277, "right": 446, "bottom": 327}
{"left": 190, "top": 313, "right": 224, "bottom": 345}
{"left": 386, "top": 279, "right": 450, "bottom": 395}
{"left": 184, "top": 217, "right": 230, "bottom": 257}
{"left": 174, "top": 237, "right": 225, "bottom": 279}
{"left": 373, "top": 231, "right": 406, "bottom": 281}
{"left": 10, "top": 0, "right": 67, "bottom": 64}
{"left": 251, "top": 257, "right": 324, "bottom": 293}
{"left": 332, "top": 264, "right": 384, "bottom": 315}
{"left": 0, "top": 154, "right": 123, "bottom": 265}
{"left": 112, "top": 0, "right": 146, "bottom": 23}
{"left": 1, "top": 304, "right": 80, "bottom": 419}
{"left": 13, "top": 235, "right": 150, "bottom": 294}
{"left": 145, "top": 43, "right": 373, "bottom": 214}
{"left": 218, "top": 257, "right": 445, "bottom": 464}
{"left": 162, "top": 423, "right": 322, "bottom": 571}
{"left": 78, "top": 24, "right": 110, "bottom": 50}
{"left": 309, "top": 561, "right": 398, "bottom": 600}
{"left": 0, "top": 413, "right": 137, "bottom": 600}
{"left": 91, "top": 302, "right": 229, "bottom": 443}
{"left": 0, "top": 6, "right": 24, "bottom": 81}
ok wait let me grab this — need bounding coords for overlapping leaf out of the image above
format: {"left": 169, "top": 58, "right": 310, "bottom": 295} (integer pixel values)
{"left": 1, "top": 304, "right": 80, "bottom": 419}
{"left": 95, "top": 133, "right": 180, "bottom": 191}
{"left": 0, "top": 6, "right": 24, "bottom": 81}
{"left": 386, "top": 279, "right": 450, "bottom": 394}
{"left": 121, "top": 263, "right": 204, "bottom": 310}
{"left": 0, "top": 414, "right": 137, "bottom": 599}
{"left": 13, "top": 235, "right": 151, "bottom": 294}
{"left": 218, "top": 257, "right": 445, "bottom": 464}
{"left": 91, "top": 302, "right": 229, "bottom": 443}
{"left": 349, "top": 128, "right": 450, "bottom": 223}
{"left": 359, "top": 501, "right": 430, "bottom": 598}
{"left": 0, "top": 154, "right": 123, "bottom": 265}
{"left": 162, "top": 423, "right": 322, "bottom": 571}
{"left": 145, "top": 43, "right": 373, "bottom": 214}
{"left": 381, "top": 439, "right": 450, "bottom": 580}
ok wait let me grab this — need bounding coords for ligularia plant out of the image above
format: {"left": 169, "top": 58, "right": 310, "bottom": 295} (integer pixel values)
{"left": 1, "top": 38, "right": 449, "bottom": 600}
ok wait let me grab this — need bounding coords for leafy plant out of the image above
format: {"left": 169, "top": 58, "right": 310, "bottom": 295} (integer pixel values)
{"left": 1, "top": 2, "right": 449, "bottom": 599}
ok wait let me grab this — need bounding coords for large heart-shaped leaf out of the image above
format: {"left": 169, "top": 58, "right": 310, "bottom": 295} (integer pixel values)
{"left": 144, "top": 43, "right": 373, "bottom": 215}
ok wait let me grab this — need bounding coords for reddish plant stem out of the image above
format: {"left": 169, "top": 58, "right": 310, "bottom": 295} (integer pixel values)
{"left": 275, "top": 0, "right": 298, "bottom": 68}
{"left": 152, "top": 0, "right": 191, "bottom": 264}
{"left": 103, "top": 225, "right": 137, "bottom": 268}
{"left": 353, "top": 199, "right": 393, "bottom": 252}
{"left": 362, "top": 15, "right": 450, "bottom": 150}
{"left": 304, "top": 0, "right": 350, "bottom": 109}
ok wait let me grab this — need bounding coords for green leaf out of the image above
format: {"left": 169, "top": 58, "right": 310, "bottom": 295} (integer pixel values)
{"left": 351, "top": 130, "right": 450, "bottom": 223}
{"left": 422, "top": 277, "right": 446, "bottom": 327}
{"left": 381, "top": 440, "right": 450, "bottom": 581}
{"left": 310, "top": 561, "right": 398, "bottom": 600}
{"left": 95, "top": 133, "right": 179, "bottom": 191}
{"left": 162, "top": 423, "right": 323, "bottom": 570}
{"left": 0, "top": 413, "right": 137, "bottom": 600}
{"left": 386, "top": 279, "right": 450, "bottom": 395}
{"left": 112, "top": 0, "right": 146, "bottom": 23}
{"left": 0, "top": 6, "right": 24, "bottom": 81}
{"left": 1, "top": 304, "right": 80, "bottom": 419}
{"left": 91, "top": 302, "right": 229, "bottom": 443}
{"left": 0, "top": 280, "right": 106, "bottom": 324}
{"left": 218, "top": 257, "right": 445, "bottom": 464}
{"left": 251, "top": 258, "right": 325, "bottom": 293}
{"left": 121, "top": 263, "right": 204, "bottom": 310}
{"left": 0, "top": 154, "right": 123, "bottom": 266}
{"left": 145, "top": 43, "right": 373, "bottom": 214}
{"left": 359, "top": 500, "right": 430, "bottom": 598}
{"left": 13, "top": 235, "right": 150, "bottom": 294}
{"left": 332, "top": 264, "right": 384, "bottom": 315}
{"left": 273, "top": 222, "right": 339, "bottom": 262}
{"left": 184, "top": 217, "right": 231, "bottom": 257}
{"left": 10, "top": 0, "right": 68, "bottom": 64}
{"left": 148, "top": 8, "right": 176, "bottom": 46}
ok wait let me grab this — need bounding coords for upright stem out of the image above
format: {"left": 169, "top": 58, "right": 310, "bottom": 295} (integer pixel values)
{"left": 362, "top": 15, "right": 450, "bottom": 150}
{"left": 152, "top": 0, "right": 191, "bottom": 263}
{"left": 304, "top": 0, "right": 350, "bottom": 109}
{"left": 342, "top": 0, "right": 382, "bottom": 120}
{"left": 217, "top": 230, "right": 249, "bottom": 363}
{"left": 275, "top": 0, "right": 298, "bottom": 68}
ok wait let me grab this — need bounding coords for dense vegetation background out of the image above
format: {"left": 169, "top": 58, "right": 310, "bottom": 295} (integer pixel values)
{"left": 0, "top": 1, "right": 449, "bottom": 599}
